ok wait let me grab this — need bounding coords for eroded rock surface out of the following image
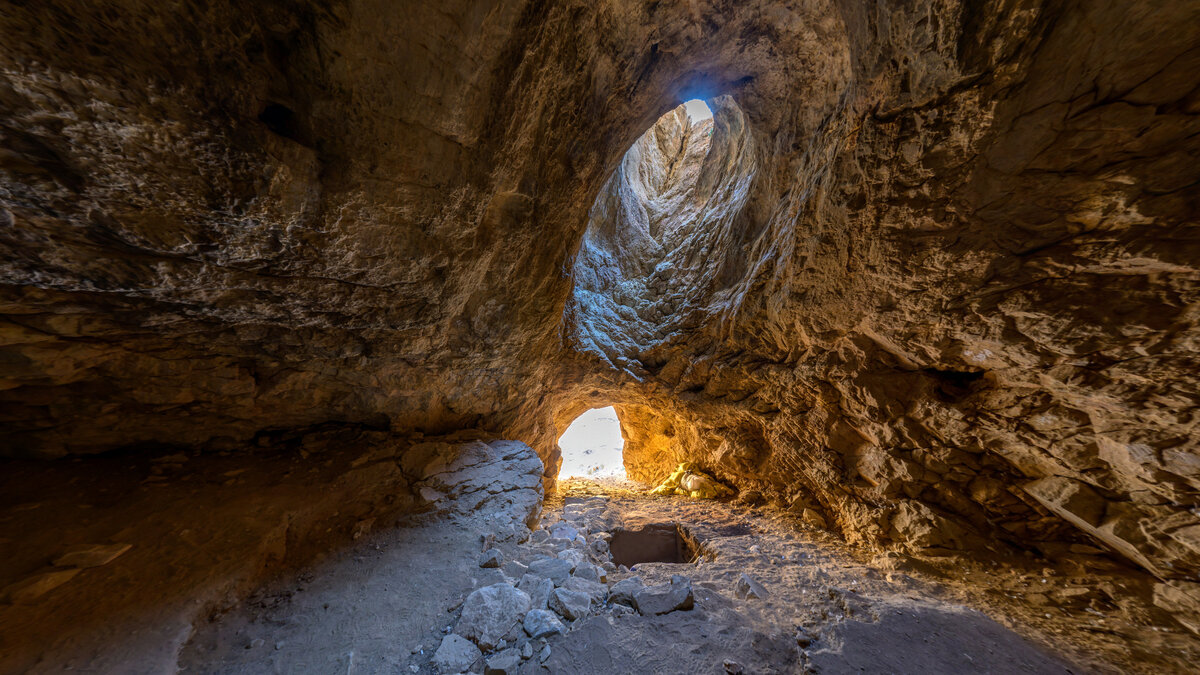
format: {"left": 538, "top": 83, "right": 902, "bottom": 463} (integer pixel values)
{"left": 0, "top": 0, "right": 1198, "bottom": 644}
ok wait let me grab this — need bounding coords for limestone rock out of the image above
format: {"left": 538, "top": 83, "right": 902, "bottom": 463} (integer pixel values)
{"left": 733, "top": 573, "right": 768, "bottom": 600}
{"left": 484, "top": 648, "right": 522, "bottom": 675}
{"left": 522, "top": 609, "right": 566, "bottom": 639}
{"left": 556, "top": 549, "right": 584, "bottom": 570}
{"left": 549, "top": 588, "right": 591, "bottom": 621}
{"left": 479, "top": 549, "right": 503, "bottom": 569}
{"left": 454, "top": 583, "right": 531, "bottom": 651}
{"left": 433, "top": 634, "right": 482, "bottom": 674}
{"left": 517, "top": 574, "right": 554, "bottom": 611}
{"left": 527, "top": 558, "right": 573, "bottom": 586}
{"left": 609, "top": 577, "right": 644, "bottom": 607}
{"left": 548, "top": 523, "right": 578, "bottom": 541}
{"left": 561, "top": 577, "right": 607, "bottom": 606}
{"left": 633, "top": 575, "right": 694, "bottom": 616}
{"left": 571, "top": 563, "right": 602, "bottom": 584}
{"left": 1, "top": 0, "right": 1199, "bottom": 644}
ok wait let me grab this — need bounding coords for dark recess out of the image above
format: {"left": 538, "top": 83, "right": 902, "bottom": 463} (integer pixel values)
{"left": 258, "top": 103, "right": 306, "bottom": 144}
{"left": 609, "top": 523, "right": 704, "bottom": 567}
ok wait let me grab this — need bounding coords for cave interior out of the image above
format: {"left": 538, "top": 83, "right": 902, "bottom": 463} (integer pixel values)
{"left": 0, "top": 1, "right": 1198, "bottom": 673}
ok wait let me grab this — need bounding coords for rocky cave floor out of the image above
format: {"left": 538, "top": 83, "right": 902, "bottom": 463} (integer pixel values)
{"left": 2, "top": 436, "right": 1196, "bottom": 674}
{"left": 185, "top": 483, "right": 1194, "bottom": 674}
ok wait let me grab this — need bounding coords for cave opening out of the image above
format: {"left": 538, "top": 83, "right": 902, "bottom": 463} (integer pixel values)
{"left": 557, "top": 405, "right": 626, "bottom": 479}
{"left": 682, "top": 98, "right": 713, "bottom": 121}
{"left": 566, "top": 94, "right": 755, "bottom": 371}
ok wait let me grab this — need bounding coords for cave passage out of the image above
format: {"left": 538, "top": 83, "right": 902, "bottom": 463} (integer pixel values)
{"left": 557, "top": 406, "right": 626, "bottom": 479}
{"left": 1, "top": 2, "right": 1196, "bottom": 673}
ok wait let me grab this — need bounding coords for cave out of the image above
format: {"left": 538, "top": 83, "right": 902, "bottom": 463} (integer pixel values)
{"left": 0, "top": 2, "right": 1198, "bottom": 673}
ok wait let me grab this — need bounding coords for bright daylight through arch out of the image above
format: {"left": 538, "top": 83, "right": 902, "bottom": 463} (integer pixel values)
{"left": 557, "top": 406, "right": 626, "bottom": 479}
{"left": 682, "top": 98, "right": 712, "bottom": 121}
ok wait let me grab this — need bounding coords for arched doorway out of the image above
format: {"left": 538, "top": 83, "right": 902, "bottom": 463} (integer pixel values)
{"left": 557, "top": 406, "right": 626, "bottom": 479}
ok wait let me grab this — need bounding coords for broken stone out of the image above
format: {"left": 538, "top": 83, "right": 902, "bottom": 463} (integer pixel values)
{"left": 549, "top": 523, "right": 578, "bottom": 540}
{"left": 734, "top": 573, "right": 768, "bottom": 600}
{"left": 527, "top": 557, "right": 573, "bottom": 586}
{"left": 454, "top": 583, "right": 531, "bottom": 650}
{"left": 571, "top": 562, "right": 601, "bottom": 583}
{"left": 479, "top": 548, "right": 503, "bottom": 568}
{"left": 556, "top": 548, "right": 584, "bottom": 569}
{"left": 522, "top": 608, "right": 566, "bottom": 639}
{"left": 52, "top": 543, "right": 132, "bottom": 569}
{"left": 484, "top": 647, "right": 522, "bottom": 675}
{"left": 562, "top": 577, "right": 607, "bottom": 606}
{"left": 633, "top": 575, "right": 694, "bottom": 615}
{"left": 530, "top": 529, "right": 549, "bottom": 544}
{"left": 589, "top": 538, "right": 611, "bottom": 558}
{"left": 549, "top": 587, "right": 591, "bottom": 620}
{"left": 433, "top": 634, "right": 482, "bottom": 674}
{"left": 502, "top": 560, "right": 528, "bottom": 579}
{"left": 520, "top": 642, "right": 534, "bottom": 659}
{"left": 609, "top": 576, "right": 644, "bottom": 607}
{"left": 517, "top": 574, "right": 553, "bottom": 610}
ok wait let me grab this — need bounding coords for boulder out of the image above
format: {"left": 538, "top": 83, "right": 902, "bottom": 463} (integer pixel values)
{"left": 549, "top": 587, "right": 591, "bottom": 620}
{"left": 484, "top": 647, "right": 522, "bottom": 675}
{"left": 527, "top": 557, "right": 573, "bottom": 586}
{"left": 556, "top": 549, "right": 585, "bottom": 569}
{"left": 609, "top": 576, "right": 644, "bottom": 607}
{"left": 549, "top": 523, "right": 578, "bottom": 540}
{"left": 572, "top": 562, "right": 602, "bottom": 583}
{"left": 454, "top": 583, "right": 531, "bottom": 650}
{"left": 517, "top": 573, "right": 554, "bottom": 610}
{"left": 562, "top": 577, "right": 607, "bottom": 606}
{"left": 479, "top": 548, "right": 503, "bottom": 568}
{"left": 433, "top": 634, "right": 482, "bottom": 674}
{"left": 523, "top": 608, "right": 566, "bottom": 639}
{"left": 633, "top": 575, "right": 694, "bottom": 615}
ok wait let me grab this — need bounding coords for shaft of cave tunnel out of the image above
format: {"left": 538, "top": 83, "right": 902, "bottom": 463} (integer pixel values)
{"left": 557, "top": 405, "right": 626, "bottom": 480}
{"left": 566, "top": 94, "right": 753, "bottom": 372}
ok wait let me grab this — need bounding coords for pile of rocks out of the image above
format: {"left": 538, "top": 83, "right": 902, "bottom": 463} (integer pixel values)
{"left": 428, "top": 498, "right": 696, "bottom": 674}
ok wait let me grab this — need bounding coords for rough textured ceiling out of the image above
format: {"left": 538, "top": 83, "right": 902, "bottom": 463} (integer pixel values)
{"left": 1, "top": 0, "right": 1198, "bottom": 593}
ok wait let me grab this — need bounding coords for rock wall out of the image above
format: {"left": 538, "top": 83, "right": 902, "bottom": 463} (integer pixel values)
{"left": 1, "top": 0, "right": 1198, "bottom": 596}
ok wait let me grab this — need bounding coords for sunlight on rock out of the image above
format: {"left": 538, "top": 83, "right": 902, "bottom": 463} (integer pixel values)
{"left": 558, "top": 406, "right": 626, "bottom": 479}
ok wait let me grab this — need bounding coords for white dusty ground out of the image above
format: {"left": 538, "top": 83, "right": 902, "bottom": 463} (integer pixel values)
{"left": 180, "top": 461, "right": 1120, "bottom": 675}
{"left": 14, "top": 434, "right": 1182, "bottom": 673}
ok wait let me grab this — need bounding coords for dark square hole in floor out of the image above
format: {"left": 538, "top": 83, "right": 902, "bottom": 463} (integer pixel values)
{"left": 609, "top": 523, "right": 703, "bottom": 567}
